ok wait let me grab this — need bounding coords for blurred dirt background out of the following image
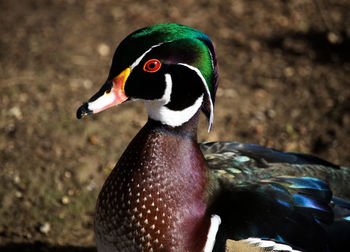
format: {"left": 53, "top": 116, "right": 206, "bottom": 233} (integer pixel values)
{"left": 0, "top": 0, "right": 349, "bottom": 251}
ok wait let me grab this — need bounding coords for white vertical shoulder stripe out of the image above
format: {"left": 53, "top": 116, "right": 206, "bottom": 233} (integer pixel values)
{"left": 178, "top": 63, "right": 214, "bottom": 132}
{"left": 204, "top": 214, "right": 221, "bottom": 252}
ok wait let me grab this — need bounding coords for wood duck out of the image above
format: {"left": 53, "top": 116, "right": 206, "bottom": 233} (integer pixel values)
{"left": 77, "top": 24, "right": 350, "bottom": 252}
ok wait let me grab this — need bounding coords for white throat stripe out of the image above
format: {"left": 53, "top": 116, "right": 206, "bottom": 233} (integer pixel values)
{"left": 144, "top": 73, "right": 204, "bottom": 127}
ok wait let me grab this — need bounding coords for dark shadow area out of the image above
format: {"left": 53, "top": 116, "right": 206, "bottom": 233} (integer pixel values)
{"left": 265, "top": 30, "right": 350, "bottom": 64}
{"left": 0, "top": 242, "right": 96, "bottom": 252}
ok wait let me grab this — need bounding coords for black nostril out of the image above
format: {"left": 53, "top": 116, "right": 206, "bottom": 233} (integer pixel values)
{"left": 76, "top": 102, "right": 92, "bottom": 119}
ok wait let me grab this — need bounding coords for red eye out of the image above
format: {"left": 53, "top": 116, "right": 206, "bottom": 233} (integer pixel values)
{"left": 143, "top": 59, "right": 161, "bottom": 73}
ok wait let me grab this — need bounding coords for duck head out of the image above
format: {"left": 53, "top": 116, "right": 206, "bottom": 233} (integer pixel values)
{"left": 77, "top": 24, "right": 218, "bottom": 130}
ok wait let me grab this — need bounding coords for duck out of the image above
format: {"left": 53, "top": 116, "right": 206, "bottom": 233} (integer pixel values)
{"left": 76, "top": 24, "right": 350, "bottom": 252}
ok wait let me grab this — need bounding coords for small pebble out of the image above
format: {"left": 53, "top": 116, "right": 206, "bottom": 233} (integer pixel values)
{"left": 88, "top": 135, "right": 99, "bottom": 145}
{"left": 61, "top": 196, "right": 70, "bottom": 205}
{"left": 284, "top": 67, "right": 295, "bottom": 78}
{"left": 59, "top": 212, "right": 66, "bottom": 219}
{"left": 249, "top": 40, "right": 261, "bottom": 52}
{"left": 15, "top": 191, "right": 22, "bottom": 198}
{"left": 285, "top": 123, "right": 295, "bottom": 135}
{"left": 266, "top": 109, "right": 276, "bottom": 119}
{"left": 24, "top": 200, "right": 32, "bottom": 208}
{"left": 68, "top": 189, "right": 74, "bottom": 196}
{"left": 83, "top": 79, "right": 93, "bottom": 89}
{"left": 64, "top": 171, "right": 72, "bottom": 179}
{"left": 97, "top": 43, "right": 110, "bottom": 57}
{"left": 327, "top": 32, "right": 341, "bottom": 44}
{"left": 9, "top": 107, "right": 22, "bottom": 120}
{"left": 86, "top": 180, "right": 97, "bottom": 191}
{"left": 39, "top": 222, "right": 50, "bottom": 234}
{"left": 14, "top": 175, "right": 20, "bottom": 184}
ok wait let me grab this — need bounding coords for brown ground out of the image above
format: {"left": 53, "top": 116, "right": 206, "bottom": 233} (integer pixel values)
{"left": 0, "top": 0, "right": 349, "bottom": 251}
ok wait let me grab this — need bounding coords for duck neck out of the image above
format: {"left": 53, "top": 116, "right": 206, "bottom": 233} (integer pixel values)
{"left": 145, "top": 109, "right": 200, "bottom": 140}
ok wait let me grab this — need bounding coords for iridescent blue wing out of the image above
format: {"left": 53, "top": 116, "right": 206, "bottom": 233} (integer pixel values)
{"left": 208, "top": 176, "right": 336, "bottom": 251}
{"left": 200, "top": 141, "right": 339, "bottom": 169}
{"left": 201, "top": 141, "right": 350, "bottom": 251}
{"left": 200, "top": 141, "right": 350, "bottom": 199}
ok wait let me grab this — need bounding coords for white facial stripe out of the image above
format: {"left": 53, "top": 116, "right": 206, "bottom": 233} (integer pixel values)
{"left": 204, "top": 214, "right": 221, "bottom": 252}
{"left": 144, "top": 73, "right": 172, "bottom": 107}
{"left": 144, "top": 74, "right": 204, "bottom": 127}
{"left": 208, "top": 49, "right": 215, "bottom": 70}
{"left": 162, "top": 73, "right": 172, "bottom": 103}
{"left": 130, "top": 43, "right": 164, "bottom": 69}
{"left": 178, "top": 63, "right": 214, "bottom": 132}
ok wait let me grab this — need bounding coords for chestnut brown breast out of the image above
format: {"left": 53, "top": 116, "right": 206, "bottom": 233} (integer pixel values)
{"left": 95, "top": 119, "right": 210, "bottom": 251}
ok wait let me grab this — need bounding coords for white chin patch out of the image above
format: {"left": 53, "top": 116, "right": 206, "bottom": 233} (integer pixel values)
{"left": 88, "top": 91, "right": 116, "bottom": 112}
{"left": 144, "top": 73, "right": 204, "bottom": 127}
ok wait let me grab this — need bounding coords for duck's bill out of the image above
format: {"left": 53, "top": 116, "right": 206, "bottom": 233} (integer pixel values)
{"left": 76, "top": 68, "right": 131, "bottom": 119}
